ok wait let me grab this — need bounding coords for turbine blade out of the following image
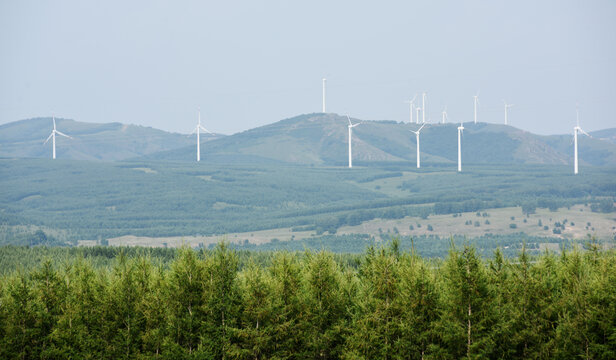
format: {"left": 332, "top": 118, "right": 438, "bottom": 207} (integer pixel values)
{"left": 418, "top": 123, "right": 426, "bottom": 132}
{"left": 55, "top": 130, "right": 73, "bottom": 139}
{"left": 43, "top": 133, "right": 53, "bottom": 144}
{"left": 346, "top": 115, "right": 352, "bottom": 126}
{"left": 579, "top": 128, "right": 591, "bottom": 137}
{"left": 199, "top": 125, "right": 214, "bottom": 134}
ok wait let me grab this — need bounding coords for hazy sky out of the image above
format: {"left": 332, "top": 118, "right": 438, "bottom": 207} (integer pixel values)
{"left": 1, "top": 0, "right": 614, "bottom": 135}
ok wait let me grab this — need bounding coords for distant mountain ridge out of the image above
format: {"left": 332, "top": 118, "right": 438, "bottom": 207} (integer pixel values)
{"left": 1, "top": 115, "right": 615, "bottom": 166}
{"left": 0, "top": 117, "right": 216, "bottom": 161}
{"left": 146, "top": 113, "right": 616, "bottom": 167}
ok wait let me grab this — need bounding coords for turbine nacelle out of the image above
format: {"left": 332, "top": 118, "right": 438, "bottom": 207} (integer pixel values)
{"left": 347, "top": 115, "right": 360, "bottom": 128}
{"left": 409, "top": 123, "right": 426, "bottom": 135}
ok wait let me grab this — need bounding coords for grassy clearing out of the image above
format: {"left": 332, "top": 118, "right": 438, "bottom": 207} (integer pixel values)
{"left": 104, "top": 227, "right": 315, "bottom": 248}
{"left": 100, "top": 205, "right": 615, "bottom": 248}
{"left": 338, "top": 204, "right": 616, "bottom": 240}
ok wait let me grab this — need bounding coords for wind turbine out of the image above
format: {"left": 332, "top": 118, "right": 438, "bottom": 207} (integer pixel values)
{"left": 404, "top": 94, "right": 417, "bottom": 123}
{"left": 504, "top": 100, "right": 514, "bottom": 125}
{"left": 422, "top": 92, "right": 427, "bottom": 123}
{"left": 347, "top": 115, "right": 360, "bottom": 168}
{"left": 457, "top": 120, "right": 464, "bottom": 172}
{"left": 473, "top": 92, "right": 479, "bottom": 124}
{"left": 43, "top": 116, "right": 73, "bottom": 159}
{"left": 410, "top": 123, "right": 426, "bottom": 168}
{"left": 190, "top": 107, "right": 214, "bottom": 162}
{"left": 442, "top": 107, "right": 448, "bottom": 124}
{"left": 573, "top": 105, "right": 591, "bottom": 174}
{"left": 322, "top": 78, "right": 327, "bottom": 113}
{"left": 415, "top": 106, "right": 421, "bottom": 124}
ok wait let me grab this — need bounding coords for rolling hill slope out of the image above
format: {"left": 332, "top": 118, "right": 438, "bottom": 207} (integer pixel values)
{"left": 2, "top": 115, "right": 615, "bottom": 165}
{"left": 146, "top": 113, "right": 616, "bottom": 166}
{"left": 0, "top": 117, "right": 217, "bottom": 161}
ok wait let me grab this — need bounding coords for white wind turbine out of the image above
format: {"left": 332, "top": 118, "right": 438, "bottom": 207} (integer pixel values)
{"left": 442, "top": 107, "right": 448, "bottom": 124}
{"left": 473, "top": 91, "right": 480, "bottom": 124}
{"left": 415, "top": 106, "right": 421, "bottom": 124}
{"left": 347, "top": 115, "right": 361, "bottom": 168}
{"left": 43, "top": 116, "right": 73, "bottom": 159}
{"left": 573, "top": 105, "right": 591, "bottom": 175}
{"left": 422, "top": 91, "right": 427, "bottom": 123}
{"left": 457, "top": 120, "right": 464, "bottom": 172}
{"left": 404, "top": 94, "right": 417, "bottom": 123}
{"left": 504, "top": 100, "right": 514, "bottom": 125}
{"left": 410, "top": 123, "right": 426, "bottom": 168}
{"left": 190, "top": 107, "right": 214, "bottom": 162}
{"left": 322, "top": 78, "right": 327, "bottom": 113}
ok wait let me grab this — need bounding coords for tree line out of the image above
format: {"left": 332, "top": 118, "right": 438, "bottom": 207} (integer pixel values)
{"left": 1, "top": 241, "right": 615, "bottom": 359}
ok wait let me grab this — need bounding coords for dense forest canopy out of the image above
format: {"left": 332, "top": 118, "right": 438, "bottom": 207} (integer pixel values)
{"left": 1, "top": 241, "right": 615, "bottom": 359}
{"left": 1, "top": 159, "right": 615, "bottom": 247}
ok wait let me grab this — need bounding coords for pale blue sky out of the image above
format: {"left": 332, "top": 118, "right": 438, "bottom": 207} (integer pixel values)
{"left": 1, "top": 0, "right": 614, "bottom": 135}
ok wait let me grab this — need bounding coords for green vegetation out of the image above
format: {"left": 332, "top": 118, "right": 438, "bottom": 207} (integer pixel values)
{"left": 1, "top": 242, "right": 615, "bottom": 359}
{"left": 1, "top": 159, "right": 614, "bottom": 246}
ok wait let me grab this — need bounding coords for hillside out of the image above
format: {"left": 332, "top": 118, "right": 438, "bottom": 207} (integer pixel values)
{"left": 1, "top": 158, "right": 614, "bottom": 247}
{"left": 146, "top": 113, "right": 616, "bottom": 166}
{"left": 0, "top": 117, "right": 217, "bottom": 161}
{"left": 590, "top": 128, "right": 616, "bottom": 144}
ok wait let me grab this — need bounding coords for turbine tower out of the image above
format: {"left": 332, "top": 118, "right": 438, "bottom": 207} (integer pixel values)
{"left": 422, "top": 92, "right": 427, "bottom": 123}
{"left": 473, "top": 92, "right": 479, "bottom": 124}
{"left": 504, "top": 101, "right": 514, "bottom": 125}
{"left": 404, "top": 94, "right": 417, "bottom": 123}
{"left": 457, "top": 121, "right": 464, "bottom": 172}
{"left": 190, "top": 107, "right": 213, "bottom": 162}
{"left": 573, "top": 105, "right": 591, "bottom": 174}
{"left": 43, "top": 116, "right": 73, "bottom": 159}
{"left": 410, "top": 123, "right": 426, "bottom": 168}
{"left": 415, "top": 106, "right": 421, "bottom": 124}
{"left": 442, "top": 107, "right": 448, "bottom": 124}
{"left": 322, "top": 78, "right": 327, "bottom": 113}
{"left": 347, "top": 115, "right": 360, "bottom": 168}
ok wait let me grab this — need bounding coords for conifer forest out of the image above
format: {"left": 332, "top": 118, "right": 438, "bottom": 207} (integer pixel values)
{"left": 1, "top": 241, "right": 615, "bottom": 359}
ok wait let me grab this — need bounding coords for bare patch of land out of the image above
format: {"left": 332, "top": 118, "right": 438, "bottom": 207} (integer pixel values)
{"left": 101, "top": 205, "right": 616, "bottom": 248}
{"left": 106, "top": 228, "right": 314, "bottom": 248}
{"left": 338, "top": 204, "right": 616, "bottom": 240}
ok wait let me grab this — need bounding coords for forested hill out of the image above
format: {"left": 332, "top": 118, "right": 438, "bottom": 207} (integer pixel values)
{"left": 591, "top": 128, "right": 616, "bottom": 144}
{"left": 2, "top": 115, "right": 616, "bottom": 165}
{"left": 147, "top": 113, "right": 616, "bottom": 166}
{"left": 0, "top": 117, "right": 216, "bottom": 161}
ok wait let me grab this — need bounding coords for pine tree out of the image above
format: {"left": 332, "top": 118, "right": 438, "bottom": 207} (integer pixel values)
{"left": 200, "top": 242, "right": 241, "bottom": 359}
{"left": 227, "top": 263, "right": 275, "bottom": 359}
{"left": 104, "top": 256, "right": 150, "bottom": 359}
{"left": 268, "top": 251, "right": 305, "bottom": 359}
{"left": 48, "top": 260, "right": 107, "bottom": 358}
{"left": 438, "top": 245, "right": 495, "bottom": 359}
{"left": 1, "top": 272, "right": 42, "bottom": 359}
{"left": 394, "top": 253, "right": 440, "bottom": 360}
{"left": 138, "top": 260, "right": 167, "bottom": 358}
{"left": 302, "top": 250, "right": 349, "bottom": 359}
{"left": 487, "top": 248, "right": 514, "bottom": 359}
{"left": 163, "top": 246, "right": 207, "bottom": 357}
{"left": 344, "top": 246, "right": 401, "bottom": 359}
{"left": 31, "top": 259, "right": 67, "bottom": 358}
